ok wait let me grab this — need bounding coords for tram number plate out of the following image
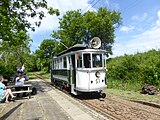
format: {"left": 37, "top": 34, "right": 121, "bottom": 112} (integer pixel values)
{"left": 96, "top": 78, "right": 100, "bottom": 84}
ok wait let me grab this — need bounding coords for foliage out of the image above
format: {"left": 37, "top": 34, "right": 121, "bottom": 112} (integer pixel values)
{"left": 107, "top": 49, "right": 160, "bottom": 90}
{"left": 34, "top": 39, "right": 57, "bottom": 72}
{"left": 0, "top": 0, "right": 59, "bottom": 77}
{"left": 52, "top": 7, "right": 122, "bottom": 56}
{"left": 25, "top": 54, "right": 40, "bottom": 72}
{"left": 0, "top": 0, "right": 59, "bottom": 43}
{"left": 0, "top": 31, "right": 31, "bottom": 78}
{"left": 0, "top": 30, "right": 31, "bottom": 65}
{"left": 0, "top": 59, "right": 15, "bottom": 79}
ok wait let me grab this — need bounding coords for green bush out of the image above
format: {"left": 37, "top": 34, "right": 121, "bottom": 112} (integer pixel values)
{"left": 107, "top": 49, "right": 160, "bottom": 90}
{"left": 0, "top": 60, "right": 16, "bottom": 79}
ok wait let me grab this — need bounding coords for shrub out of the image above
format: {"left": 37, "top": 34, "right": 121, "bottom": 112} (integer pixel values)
{"left": 107, "top": 49, "right": 160, "bottom": 90}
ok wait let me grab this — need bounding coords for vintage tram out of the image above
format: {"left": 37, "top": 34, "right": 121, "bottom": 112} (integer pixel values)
{"left": 51, "top": 37, "right": 107, "bottom": 98}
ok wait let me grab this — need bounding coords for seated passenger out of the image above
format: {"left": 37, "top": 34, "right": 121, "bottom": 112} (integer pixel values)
{"left": 15, "top": 72, "right": 25, "bottom": 86}
{"left": 0, "top": 75, "right": 15, "bottom": 103}
{"left": 15, "top": 72, "right": 27, "bottom": 97}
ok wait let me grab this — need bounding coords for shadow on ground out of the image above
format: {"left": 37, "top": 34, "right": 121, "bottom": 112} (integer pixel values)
{"left": 0, "top": 103, "right": 23, "bottom": 120}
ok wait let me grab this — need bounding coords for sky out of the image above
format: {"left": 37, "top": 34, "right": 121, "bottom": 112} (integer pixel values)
{"left": 29, "top": 0, "right": 160, "bottom": 57}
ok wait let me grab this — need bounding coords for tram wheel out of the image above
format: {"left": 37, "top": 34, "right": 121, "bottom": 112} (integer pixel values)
{"left": 101, "top": 93, "right": 106, "bottom": 98}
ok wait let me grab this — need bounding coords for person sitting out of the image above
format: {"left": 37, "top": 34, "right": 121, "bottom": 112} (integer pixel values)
{"left": 15, "top": 72, "right": 27, "bottom": 97}
{"left": 15, "top": 72, "right": 25, "bottom": 86}
{"left": 0, "top": 75, "right": 15, "bottom": 103}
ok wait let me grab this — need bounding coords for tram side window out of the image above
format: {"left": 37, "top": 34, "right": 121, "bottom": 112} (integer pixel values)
{"left": 55, "top": 60, "right": 57, "bottom": 69}
{"left": 76, "top": 53, "right": 82, "bottom": 68}
{"left": 57, "top": 59, "right": 59, "bottom": 69}
{"left": 60, "top": 58, "right": 62, "bottom": 69}
{"left": 83, "top": 54, "right": 91, "bottom": 68}
{"left": 68, "top": 56, "right": 71, "bottom": 66}
{"left": 103, "top": 54, "right": 106, "bottom": 67}
{"left": 63, "top": 57, "right": 67, "bottom": 68}
{"left": 52, "top": 60, "right": 54, "bottom": 69}
{"left": 92, "top": 54, "right": 102, "bottom": 67}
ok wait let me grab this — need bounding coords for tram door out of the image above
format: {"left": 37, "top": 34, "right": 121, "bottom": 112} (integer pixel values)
{"left": 76, "top": 53, "right": 91, "bottom": 91}
{"left": 71, "top": 55, "right": 76, "bottom": 85}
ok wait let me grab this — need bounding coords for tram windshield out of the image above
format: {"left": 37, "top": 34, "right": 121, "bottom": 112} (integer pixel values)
{"left": 92, "top": 54, "right": 102, "bottom": 67}
{"left": 83, "top": 53, "right": 103, "bottom": 68}
{"left": 83, "top": 53, "right": 91, "bottom": 68}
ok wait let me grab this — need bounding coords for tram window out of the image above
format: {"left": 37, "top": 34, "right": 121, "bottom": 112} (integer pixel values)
{"left": 60, "top": 58, "right": 62, "bottom": 69}
{"left": 76, "top": 53, "right": 82, "bottom": 68}
{"left": 63, "top": 57, "right": 67, "bottom": 68}
{"left": 83, "top": 54, "right": 91, "bottom": 68}
{"left": 103, "top": 54, "right": 106, "bottom": 67}
{"left": 52, "top": 60, "right": 55, "bottom": 70}
{"left": 57, "top": 59, "right": 59, "bottom": 69}
{"left": 68, "top": 56, "right": 71, "bottom": 64}
{"left": 92, "top": 54, "right": 102, "bottom": 67}
{"left": 55, "top": 60, "right": 57, "bottom": 69}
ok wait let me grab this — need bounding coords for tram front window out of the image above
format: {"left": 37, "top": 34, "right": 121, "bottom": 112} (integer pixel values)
{"left": 93, "top": 54, "right": 102, "bottom": 67}
{"left": 83, "top": 54, "right": 91, "bottom": 68}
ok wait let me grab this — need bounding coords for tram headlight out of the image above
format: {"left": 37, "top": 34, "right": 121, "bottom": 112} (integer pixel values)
{"left": 91, "top": 80, "right": 93, "bottom": 84}
{"left": 95, "top": 71, "right": 100, "bottom": 78}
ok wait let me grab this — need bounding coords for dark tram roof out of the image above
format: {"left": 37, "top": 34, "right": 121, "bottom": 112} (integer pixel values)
{"left": 57, "top": 44, "right": 87, "bottom": 56}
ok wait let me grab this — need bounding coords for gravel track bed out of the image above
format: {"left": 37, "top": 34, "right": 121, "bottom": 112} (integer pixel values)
{"left": 82, "top": 94, "right": 160, "bottom": 120}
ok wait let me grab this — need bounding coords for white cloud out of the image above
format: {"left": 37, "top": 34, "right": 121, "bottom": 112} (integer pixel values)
{"left": 29, "top": 0, "right": 90, "bottom": 35}
{"left": 113, "top": 10, "right": 160, "bottom": 57}
{"left": 131, "top": 12, "right": 148, "bottom": 22}
{"left": 29, "top": 0, "right": 95, "bottom": 51}
{"left": 119, "top": 26, "right": 135, "bottom": 33}
{"left": 113, "top": 25, "right": 160, "bottom": 57}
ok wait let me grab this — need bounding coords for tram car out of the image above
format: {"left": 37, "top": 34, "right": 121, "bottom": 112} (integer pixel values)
{"left": 51, "top": 37, "right": 107, "bottom": 98}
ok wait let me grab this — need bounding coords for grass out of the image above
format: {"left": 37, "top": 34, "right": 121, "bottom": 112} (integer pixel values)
{"left": 106, "top": 79, "right": 160, "bottom": 102}
{"left": 103, "top": 88, "right": 160, "bottom": 103}
{"left": 28, "top": 71, "right": 50, "bottom": 79}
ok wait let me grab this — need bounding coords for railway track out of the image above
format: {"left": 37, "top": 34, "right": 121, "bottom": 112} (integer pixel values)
{"left": 82, "top": 97, "right": 160, "bottom": 120}
{"left": 34, "top": 73, "right": 160, "bottom": 120}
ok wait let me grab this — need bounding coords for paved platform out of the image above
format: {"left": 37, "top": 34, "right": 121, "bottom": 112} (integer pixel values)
{"left": 0, "top": 79, "right": 107, "bottom": 120}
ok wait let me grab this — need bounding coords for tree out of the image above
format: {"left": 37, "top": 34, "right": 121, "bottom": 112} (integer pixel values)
{"left": 51, "top": 9, "right": 83, "bottom": 52}
{"left": 0, "top": 30, "right": 31, "bottom": 77}
{"left": 52, "top": 7, "right": 122, "bottom": 56}
{"left": 0, "top": 0, "right": 59, "bottom": 43}
{"left": 25, "top": 54, "right": 40, "bottom": 72}
{"left": 0, "top": 0, "right": 59, "bottom": 76}
{"left": 1, "top": 30, "right": 31, "bottom": 64}
{"left": 35, "top": 39, "right": 57, "bottom": 72}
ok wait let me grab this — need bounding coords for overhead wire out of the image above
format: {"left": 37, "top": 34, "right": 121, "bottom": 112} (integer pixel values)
{"left": 89, "top": 0, "right": 101, "bottom": 10}
{"left": 81, "top": 0, "right": 95, "bottom": 14}
{"left": 120, "top": 0, "right": 142, "bottom": 13}
{"left": 81, "top": 0, "right": 101, "bottom": 14}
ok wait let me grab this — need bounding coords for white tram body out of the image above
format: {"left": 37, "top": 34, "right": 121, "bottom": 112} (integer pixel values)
{"left": 75, "top": 49, "right": 106, "bottom": 92}
{"left": 51, "top": 42, "right": 107, "bottom": 97}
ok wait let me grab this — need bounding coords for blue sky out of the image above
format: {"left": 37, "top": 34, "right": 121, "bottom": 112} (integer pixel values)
{"left": 29, "top": 0, "right": 160, "bottom": 57}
